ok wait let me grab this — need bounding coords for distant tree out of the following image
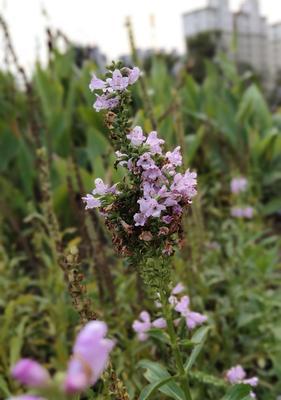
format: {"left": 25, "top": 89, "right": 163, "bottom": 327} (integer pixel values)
{"left": 185, "top": 30, "right": 221, "bottom": 82}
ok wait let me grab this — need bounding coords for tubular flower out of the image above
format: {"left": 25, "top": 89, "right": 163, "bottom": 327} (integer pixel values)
{"left": 226, "top": 365, "right": 258, "bottom": 398}
{"left": 11, "top": 359, "right": 50, "bottom": 388}
{"left": 64, "top": 321, "right": 114, "bottom": 394}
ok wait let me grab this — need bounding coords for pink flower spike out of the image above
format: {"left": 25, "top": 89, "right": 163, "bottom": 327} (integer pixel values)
{"left": 11, "top": 359, "right": 50, "bottom": 388}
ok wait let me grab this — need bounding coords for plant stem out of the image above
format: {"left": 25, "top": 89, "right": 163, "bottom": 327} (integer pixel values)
{"left": 160, "top": 291, "right": 192, "bottom": 400}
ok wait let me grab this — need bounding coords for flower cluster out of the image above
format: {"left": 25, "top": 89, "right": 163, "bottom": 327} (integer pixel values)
{"left": 89, "top": 67, "right": 140, "bottom": 111}
{"left": 230, "top": 177, "right": 248, "bottom": 194}
{"left": 132, "top": 311, "right": 167, "bottom": 341}
{"left": 83, "top": 125, "right": 197, "bottom": 257}
{"left": 9, "top": 321, "right": 114, "bottom": 399}
{"left": 231, "top": 206, "right": 254, "bottom": 219}
{"left": 132, "top": 283, "right": 207, "bottom": 341}
{"left": 226, "top": 365, "right": 259, "bottom": 398}
{"left": 230, "top": 176, "right": 254, "bottom": 220}
{"left": 169, "top": 283, "right": 207, "bottom": 330}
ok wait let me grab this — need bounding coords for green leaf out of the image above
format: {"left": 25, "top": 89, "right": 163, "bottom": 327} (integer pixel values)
{"left": 0, "top": 375, "right": 11, "bottom": 397}
{"left": 148, "top": 328, "right": 170, "bottom": 344}
{"left": 139, "top": 376, "right": 176, "bottom": 400}
{"left": 138, "top": 360, "right": 185, "bottom": 400}
{"left": 184, "top": 326, "right": 210, "bottom": 371}
{"left": 221, "top": 384, "right": 252, "bottom": 400}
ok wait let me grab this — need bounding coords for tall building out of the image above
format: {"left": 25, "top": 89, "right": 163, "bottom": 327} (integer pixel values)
{"left": 182, "top": 0, "right": 281, "bottom": 88}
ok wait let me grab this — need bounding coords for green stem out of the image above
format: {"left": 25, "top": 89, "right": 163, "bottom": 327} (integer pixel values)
{"left": 160, "top": 291, "right": 192, "bottom": 400}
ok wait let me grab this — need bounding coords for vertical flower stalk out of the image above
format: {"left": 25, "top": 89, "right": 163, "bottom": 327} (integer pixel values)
{"left": 83, "top": 63, "right": 200, "bottom": 399}
{"left": 160, "top": 289, "right": 192, "bottom": 400}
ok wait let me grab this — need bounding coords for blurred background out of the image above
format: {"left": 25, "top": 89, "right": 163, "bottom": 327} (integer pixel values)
{"left": 0, "top": 1, "right": 281, "bottom": 399}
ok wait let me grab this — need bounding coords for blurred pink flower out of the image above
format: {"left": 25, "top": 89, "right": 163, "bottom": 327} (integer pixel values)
{"left": 231, "top": 177, "right": 248, "bottom": 194}
{"left": 226, "top": 365, "right": 258, "bottom": 399}
{"left": 11, "top": 359, "right": 50, "bottom": 388}
{"left": 64, "top": 321, "right": 114, "bottom": 394}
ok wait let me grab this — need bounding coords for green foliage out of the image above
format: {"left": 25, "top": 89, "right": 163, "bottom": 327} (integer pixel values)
{"left": 0, "top": 39, "right": 280, "bottom": 400}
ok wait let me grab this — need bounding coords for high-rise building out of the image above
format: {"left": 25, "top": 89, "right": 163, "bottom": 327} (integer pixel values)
{"left": 182, "top": 0, "right": 281, "bottom": 88}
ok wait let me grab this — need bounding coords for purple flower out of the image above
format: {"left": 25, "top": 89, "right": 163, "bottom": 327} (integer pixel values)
{"left": 146, "top": 131, "right": 165, "bottom": 154}
{"left": 171, "top": 170, "right": 197, "bottom": 201}
{"left": 136, "top": 153, "right": 155, "bottom": 170}
{"left": 128, "top": 67, "right": 140, "bottom": 85}
{"left": 107, "top": 69, "right": 129, "bottom": 91}
{"left": 132, "top": 311, "right": 151, "bottom": 341}
{"left": 132, "top": 311, "right": 166, "bottom": 341}
{"left": 226, "top": 365, "right": 246, "bottom": 383}
{"left": 82, "top": 194, "right": 101, "bottom": 209}
{"left": 173, "top": 295, "right": 207, "bottom": 330}
{"left": 64, "top": 321, "right": 114, "bottom": 394}
{"left": 231, "top": 177, "right": 248, "bottom": 194}
{"left": 173, "top": 204, "right": 182, "bottom": 215}
{"left": 152, "top": 318, "right": 167, "bottom": 329}
{"left": 137, "top": 197, "right": 166, "bottom": 219}
{"left": 94, "top": 94, "right": 119, "bottom": 111}
{"left": 185, "top": 311, "right": 207, "bottom": 330}
{"left": 142, "top": 167, "right": 162, "bottom": 181}
{"left": 244, "top": 206, "right": 254, "bottom": 219}
{"left": 172, "top": 283, "right": 185, "bottom": 295}
{"left": 11, "top": 359, "right": 50, "bottom": 388}
{"left": 92, "top": 178, "right": 118, "bottom": 195}
{"left": 231, "top": 207, "right": 244, "bottom": 218}
{"left": 244, "top": 377, "right": 259, "bottom": 386}
{"left": 162, "top": 215, "right": 173, "bottom": 224}
{"left": 134, "top": 212, "right": 147, "bottom": 227}
{"left": 226, "top": 365, "right": 258, "bottom": 399}
{"left": 165, "top": 146, "right": 182, "bottom": 167}
{"left": 231, "top": 207, "right": 254, "bottom": 219}
{"left": 89, "top": 74, "right": 106, "bottom": 91}
{"left": 174, "top": 295, "right": 190, "bottom": 314}
{"left": 127, "top": 126, "right": 146, "bottom": 146}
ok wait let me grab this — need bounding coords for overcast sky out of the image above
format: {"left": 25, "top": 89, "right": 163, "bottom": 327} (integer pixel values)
{"left": 1, "top": 0, "right": 281, "bottom": 70}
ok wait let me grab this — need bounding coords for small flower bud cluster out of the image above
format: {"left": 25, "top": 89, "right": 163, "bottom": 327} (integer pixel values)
{"left": 230, "top": 176, "right": 254, "bottom": 219}
{"left": 9, "top": 321, "right": 114, "bottom": 399}
{"left": 225, "top": 365, "right": 259, "bottom": 398}
{"left": 89, "top": 66, "right": 140, "bottom": 111}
